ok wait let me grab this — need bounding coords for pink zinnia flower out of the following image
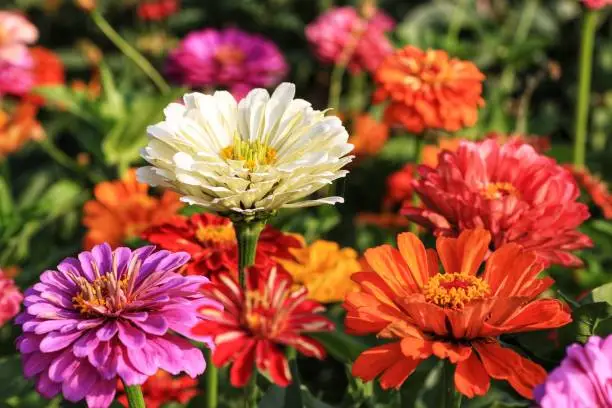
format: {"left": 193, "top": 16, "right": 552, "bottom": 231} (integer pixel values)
{"left": 0, "top": 11, "right": 38, "bottom": 64}
{"left": 582, "top": 0, "right": 612, "bottom": 9}
{"left": 305, "top": 6, "right": 395, "bottom": 74}
{"left": 0, "top": 268, "right": 22, "bottom": 326}
{"left": 535, "top": 335, "right": 612, "bottom": 407}
{"left": 402, "top": 139, "right": 592, "bottom": 267}
{"left": 165, "top": 28, "right": 288, "bottom": 100}
{"left": 16, "top": 244, "right": 218, "bottom": 408}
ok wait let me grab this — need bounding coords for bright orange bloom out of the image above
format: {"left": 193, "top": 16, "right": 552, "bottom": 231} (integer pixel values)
{"left": 344, "top": 229, "right": 571, "bottom": 399}
{"left": 0, "top": 102, "right": 44, "bottom": 158}
{"left": 373, "top": 46, "right": 485, "bottom": 134}
{"left": 420, "top": 137, "right": 461, "bottom": 168}
{"left": 117, "top": 370, "right": 198, "bottom": 408}
{"left": 83, "top": 169, "right": 183, "bottom": 249}
{"left": 348, "top": 114, "right": 389, "bottom": 158}
{"left": 25, "top": 46, "right": 65, "bottom": 105}
{"left": 566, "top": 164, "right": 612, "bottom": 219}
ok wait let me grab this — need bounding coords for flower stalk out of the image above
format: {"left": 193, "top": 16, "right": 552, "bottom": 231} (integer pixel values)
{"left": 573, "top": 9, "right": 598, "bottom": 169}
{"left": 441, "top": 360, "right": 462, "bottom": 408}
{"left": 234, "top": 220, "right": 266, "bottom": 287}
{"left": 204, "top": 348, "right": 218, "bottom": 408}
{"left": 123, "top": 383, "right": 146, "bottom": 408}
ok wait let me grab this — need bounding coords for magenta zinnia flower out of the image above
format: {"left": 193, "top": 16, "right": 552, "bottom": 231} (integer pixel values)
{"left": 0, "top": 268, "right": 22, "bottom": 326}
{"left": 165, "top": 28, "right": 288, "bottom": 100}
{"left": 16, "top": 244, "right": 217, "bottom": 408}
{"left": 305, "top": 6, "right": 395, "bottom": 74}
{"left": 402, "top": 139, "right": 592, "bottom": 267}
{"left": 582, "top": 0, "right": 612, "bottom": 9}
{"left": 535, "top": 335, "right": 612, "bottom": 407}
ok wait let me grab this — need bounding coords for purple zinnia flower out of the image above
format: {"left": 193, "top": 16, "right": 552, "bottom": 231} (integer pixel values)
{"left": 165, "top": 27, "right": 288, "bottom": 100}
{"left": 16, "top": 244, "right": 219, "bottom": 408}
{"left": 534, "top": 335, "right": 612, "bottom": 407}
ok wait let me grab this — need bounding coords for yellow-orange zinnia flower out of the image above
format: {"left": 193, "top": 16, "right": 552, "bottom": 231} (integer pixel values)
{"left": 344, "top": 229, "right": 571, "bottom": 399}
{"left": 276, "top": 240, "right": 360, "bottom": 303}
{"left": 83, "top": 169, "right": 183, "bottom": 249}
{"left": 373, "top": 46, "right": 485, "bottom": 134}
{"left": 0, "top": 102, "right": 44, "bottom": 159}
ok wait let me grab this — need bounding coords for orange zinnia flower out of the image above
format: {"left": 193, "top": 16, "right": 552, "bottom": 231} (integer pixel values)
{"left": 348, "top": 114, "right": 389, "bottom": 158}
{"left": 25, "top": 46, "right": 65, "bottom": 106}
{"left": 566, "top": 164, "right": 612, "bottom": 219}
{"left": 373, "top": 46, "right": 485, "bottom": 134}
{"left": 420, "top": 137, "right": 461, "bottom": 168}
{"left": 344, "top": 229, "right": 571, "bottom": 399}
{"left": 83, "top": 169, "right": 183, "bottom": 249}
{"left": 0, "top": 102, "right": 44, "bottom": 158}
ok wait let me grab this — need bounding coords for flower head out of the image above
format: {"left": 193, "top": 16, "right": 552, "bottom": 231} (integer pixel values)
{"left": 403, "top": 139, "right": 592, "bottom": 267}
{"left": 137, "top": 0, "right": 179, "bottom": 21}
{"left": 582, "top": 0, "right": 612, "bottom": 9}
{"left": 535, "top": 335, "right": 612, "bottom": 407}
{"left": 25, "top": 46, "right": 65, "bottom": 105}
{"left": 16, "top": 244, "right": 216, "bottom": 408}
{"left": 344, "top": 229, "right": 571, "bottom": 398}
{"left": 566, "top": 164, "right": 612, "bottom": 219}
{"left": 138, "top": 83, "right": 353, "bottom": 219}
{"left": 276, "top": 240, "right": 359, "bottom": 303}
{"left": 165, "top": 28, "right": 287, "bottom": 100}
{"left": 192, "top": 266, "right": 334, "bottom": 387}
{"left": 305, "top": 6, "right": 395, "bottom": 74}
{"left": 83, "top": 169, "right": 183, "bottom": 249}
{"left": 142, "top": 212, "right": 302, "bottom": 278}
{"left": 348, "top": 114, "right": 389, "bottom": 158}
{"left": 383, "top": 164, "right": 416, "bottom": 210}
{"left": 0, "top": 52, "right": 34, "bottom": 96}
{"left": 117, "top": 370, "right": 198, "bottom": 408}
{"left": 373, "top": 46, "right": 485, "bottom": 133}
{"left": 0, "top": 11, "right": 38, "bottom": 64}
{"left": 0, "top": 101, "right": 44, "bottom": 158}
{"left": 0, "top": 268, "right": 22, "bottom": 326}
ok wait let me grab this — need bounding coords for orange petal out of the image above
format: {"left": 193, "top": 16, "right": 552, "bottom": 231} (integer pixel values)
{"left": 398, "top": 297, "right": 448, "bottom": 336}
{"left": 364, "top": 245, "right": 418, "bottom": 296}
{"left": 483, "top": 244, "right": 542, "bottom": 297}
{"left": 397, "top": 232, "right": 430, "bottom": 289}
{"left": 496, "top": 299, "right": 572, "bottom": 334}
{"left": 351, "top": 272, "right": 399, "bottom": 308}
{"left": 400, "top": 336, "right": 433, "bottom": 359}
{"left": 379, "top": 357, "right": 421, "bottom": 390}
{"left": 454, "top": 351, "right": 490, "bottom": 398}
{"left": 436, "top": 228, "right": 491, "bottom": 275}
{"left": 352, "top": 342, "right": 403, "bottom": 382}
{"left": 426, "top": 248, "right": 440, "bottom": 277}
{"left": 432, "top": 341, "right": 472, "bottom": 363}
{"left": 379, "top": 319, "right": 427, "bottom": 340}
{"left": 474, "top": 340, "right": 547, "bottom": 399}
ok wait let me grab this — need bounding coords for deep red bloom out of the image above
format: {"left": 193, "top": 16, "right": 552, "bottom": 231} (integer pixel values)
{"left": 142, "top": 213, "right": 302, "bottom": 278}
{"left": 402, "top": 139, "right": 592, "bottom": 267}
{"left": 384, "top": 164, "right": 416, "bottom": 210}
{"left": 137, "top": 0, "right": 179, "bottom": 21}
{"left": 192, "top": 267, "right": 334, "bottom": 387}
{"left": 25, "top": 46, "right": 65, "bottom": 105}
{"left": 117, "top": 370, "right": 198, "bottom": 408}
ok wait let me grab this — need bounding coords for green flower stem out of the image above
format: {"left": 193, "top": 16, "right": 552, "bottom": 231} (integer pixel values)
{"left": 90, "top": 9, "right": 170, "bottom": 94}
{"left": 204, "top": 348, "right": 218, "bottom": 408}
{"left": 122, "top": 382, "right": 146, "bottom": 408}
{"left": 409, "top": 136, "right": 423, "bottom": 235}
{"left": 234, "top": 220, "right": 266, "bottom": 287}
{"left": 441, "top": 361, "right": 462, "bottom": 408}
{"left": 574, "top": 9, "right": 598, "bottom": 169}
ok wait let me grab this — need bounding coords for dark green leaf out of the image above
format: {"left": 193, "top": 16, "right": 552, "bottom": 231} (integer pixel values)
{"left": 559, "top": 302, "right": 612, "bottom": 345}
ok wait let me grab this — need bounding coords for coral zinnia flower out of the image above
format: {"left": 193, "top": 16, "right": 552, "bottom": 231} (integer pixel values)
{"left": 565, "top": 164, "right": 612, "bottom": 219}
{"left": 165, "top": 28, "right": 287, "bottom": 100}
{"left": 0, "top": 102, "right": 44, "bottom": 158}
{"left": 0, "top": 268, "right": 22, "bottom": 327}
{"left": 344, "top": 229, "right": 571, "bottom": 398}
{"left": 142, "top": 212, "right": 302, "bottom": 278}
{"left": 138, "top": 83, "right": 353, "bottom": 218}
{"left": 83, "top": 169, "right": 183, "bottom": 249}
{"left": 348, "top": 114, "right": 389, "bottom": 158}
{"left": 305, "top": 6, "right": 395, "bottom": 74}
{"left": 192, "top": 266, "right": 334, "bottom": 387}
{"left": 15, "top": 244, "right": 216, "bottom": 408}
{"left": 25, "top": 46, "right": 65, "bottom": 105}
{"left": 117, "top": 370, "right": 198, "bottom": 408}
{"left": 403, "top": 139, "right": 592, "bottom": 267}
{"left": 137, "top": 0, "right": 179, "bottom": 21}
{"left": 276, "top": 240, "right": 359, "bottom": 303}
{"left": 383, "top": 164, "right": 416, "bottom": 210}
{"left": 373, "top": 46, "right": 485, "bottom": 134}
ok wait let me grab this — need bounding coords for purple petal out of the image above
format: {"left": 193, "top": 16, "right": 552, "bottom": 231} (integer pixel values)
{"left": 48, "top": 348, "right": 80, "bottom": 382}
{"left": 91, "top": 244, "right": 113, "bottom": 278}
{"left": 117, "top": 321, "right": 146, "bottom": 348}
{"left": 132, "top": 314, "right": 168, "bottom": 336}
{"left": 73, "top": 330, "right": 100, "bottom": 358}
{"left": 61, "top": 361, "right": 98, "bottom": 402}
{"left": 156, "top": 335, "right": 204, "bottom": 377}
{"left": 116, "top": 346, "right": 148, "bottom": 385}
{"left": 113, "top": 246, "right": 132, "bottom": 276}
{"left": 156, "top": 252, "right": 191, "bottom": 273}
{"left": 35, "top": 371, "right": 62, "bottom": 399}
{"left": 77, "top": 251, "right": 97, "bottom": 281}
{"left": 39, "top": 290, "right": 73, "bottom": 309}
{"left": 88, "top": 340, "right": 111, "bottom": 369}
{"left": 121, "top": 312, "right": 148, "bottom": 322}
{"left": 96, "top": 321, "right": 118, "bottom": 341}
{"left": 136, "top": 250, "right": 171, "bottom": 285}
{"left": 77, "top": 318, "right": 105, "bottom": 330}
{"left": 40, "top": 269, "right": 76, "bottom": 292}
{"left": 23, "top": 352, "right": 55, "bottom": 377}
{"left": 125, "top": 342, "right": 159, "bottom": 376}
{"left": 56, "top": 258, "right": 83, "bottom": 280}
{"left": 40, "top": 331, "right": 82, "bottom": 353}
{"left": 33, "top": 319, "right": 78, "bottom": 335}
{"left": 17, "top": 334, "right": 42, "bottom": 353}
{"left": 85, "top": 379, "right": 116, "bottom": 408}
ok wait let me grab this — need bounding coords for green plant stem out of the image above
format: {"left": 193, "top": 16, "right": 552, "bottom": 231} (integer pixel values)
{"left": 574, "top": 9, "right": 598, "bottom": 169}
{"left": 122, "top": 382, "right": 146, "bottom": 408}
{"left": 441, "top": 361, "right": 462, "bottom": 408}
{"left": 90, "top": 9, "right": 170, "bottom": 93}
{"left": 244, "top": 372, "right": 258, "bottom": 408}
{"left": 204, "top": 348, "right": 218, "bottom": 408}
{"left": 234, "top": 220, "right": 266, "bottom": 287}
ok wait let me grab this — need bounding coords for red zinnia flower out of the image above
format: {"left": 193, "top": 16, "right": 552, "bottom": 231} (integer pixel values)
{"left": 117, "top": 370, "right": 198, "bottom": 408}
{"left": 402, "top": 139, "right": 592, "bottom": 267}
{"left": 565, "top": 164, "right": 612, "bottom": 219}
{"left": 25, "top": 46, "right": 65, "bottom": 106}
{"left": 344, "top": 229, "right": 571, "bottom": 398}
{"left": 192, "top": 266, "right": 334, "bottom": 387}
{"left": 137, "top": 0, "right": 179, "bottom": 21}
{"left": 142, "top": 213, "right": 302, "bottom": 278}
{"left": 383, "top": 164, "right": 416, "bottom": 210}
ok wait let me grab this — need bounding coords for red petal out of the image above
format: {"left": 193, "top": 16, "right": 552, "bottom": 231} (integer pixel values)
{"left": 454, "top": 351, "right": 490, "bottom": 398}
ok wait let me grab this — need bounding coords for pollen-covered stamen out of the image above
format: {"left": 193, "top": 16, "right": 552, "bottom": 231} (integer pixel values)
{"left": 220, "top": 136, "right": 277, "bottom": 171}
{"left": 480, "top": 182, "right": 519, "bottom": 200}
{"left": 70, "top": 255, "right": 141, "bottom": 316}
{"left": 243, "top": 286, "right": 292, "bottom": 338}
{"left": 423, "top": 273, "right": 490, "bottom": 309}
{"left": 195, "top": 224, "right": 236, "bottom": 247}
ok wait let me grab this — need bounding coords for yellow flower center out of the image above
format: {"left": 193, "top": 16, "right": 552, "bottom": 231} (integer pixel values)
{"left": 195, "top": 224, "right": 236, "bottom": 247}
{"left": 220, "top": 137, "right": 277, "bottom": 171}
{"left": 423, "top": 273, "right": 490, "bottom": 309}
{"left": 480, "top": 182, "right": 519, "bottom": 200}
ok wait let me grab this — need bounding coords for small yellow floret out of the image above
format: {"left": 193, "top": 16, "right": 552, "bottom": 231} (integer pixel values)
{"left": 220, "top": 136, "right": 277, "bottom": 171}
{"left": 480, "top": 182, "right": 519, "bottom": 200}
{"left": 423, "top": 273, "right": 490, "bottom": 309}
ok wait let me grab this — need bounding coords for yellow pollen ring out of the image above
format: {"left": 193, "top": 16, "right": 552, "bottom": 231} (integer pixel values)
{"left": 423, "top": 273, "right": 490, "bottom": 309}
{"left": 480, "top": 182, "right": 519, "bottom": 200}
{"left": 220, "top": 137, "right": 277, "bottom": 171}
{"left": 195, "top": 225, "right": 236, "bottom": 246}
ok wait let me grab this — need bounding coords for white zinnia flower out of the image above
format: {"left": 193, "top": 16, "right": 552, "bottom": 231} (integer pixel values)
{"left": 137, "top": 82, "right": 354, "bottom": 217}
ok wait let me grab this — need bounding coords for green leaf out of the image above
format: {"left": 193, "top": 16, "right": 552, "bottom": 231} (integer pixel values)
{"left": 259, "top": 359, "right": 303, "bottom": 408}
{"left": 36, "top": 180, "right": 86, "bottom": 218}
{"left": 309, "top": 331, "right": 367, "bottom": 364}
{"left": 559, "top": 302, "right": 612, "bottom": 345}
{"left": 98, "top": 62, "right": 126, "bottom": 119}
{"left": 582, "top": 282, "right": 612, "bottom": 306}
{"left": 0, "top": 176, "right": 14, "bottom": 224}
